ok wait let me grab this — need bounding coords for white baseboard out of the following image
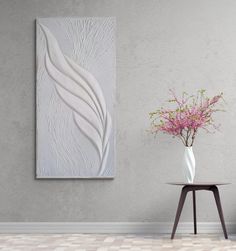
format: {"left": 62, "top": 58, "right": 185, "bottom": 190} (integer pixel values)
{"left": 0, "top": 222, "right": 235, "bottom": 234}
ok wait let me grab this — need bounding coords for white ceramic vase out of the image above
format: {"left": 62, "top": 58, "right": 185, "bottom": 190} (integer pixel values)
{"left": 182, "top": 147, "right": 195, "bottom": 183}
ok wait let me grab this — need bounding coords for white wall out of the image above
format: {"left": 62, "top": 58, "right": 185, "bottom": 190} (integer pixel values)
{"left": 0, "top": 0, "right": 235, "bottom": 223}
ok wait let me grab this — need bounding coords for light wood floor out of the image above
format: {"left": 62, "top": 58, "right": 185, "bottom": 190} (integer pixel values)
{"left": 0, "top": 234, "right": 235, "bottom": 250}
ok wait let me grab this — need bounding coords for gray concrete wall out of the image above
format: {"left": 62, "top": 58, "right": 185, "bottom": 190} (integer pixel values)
{"left": 0, "top": 0, "right": 236, "bottom": 222}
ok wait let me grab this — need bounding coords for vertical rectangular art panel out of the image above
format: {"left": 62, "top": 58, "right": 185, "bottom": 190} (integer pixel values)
{"left": 36, "top": 18, "right": 116, "bottom": 178}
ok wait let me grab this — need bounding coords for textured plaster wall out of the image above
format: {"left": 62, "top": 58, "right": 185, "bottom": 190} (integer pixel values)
{"left": 0, "top": 0, "right": 236, "bottom": 222}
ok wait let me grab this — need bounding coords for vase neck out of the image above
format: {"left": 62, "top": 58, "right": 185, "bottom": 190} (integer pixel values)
{"left": 184, "top": 146, "right": 193, "bottom": 152}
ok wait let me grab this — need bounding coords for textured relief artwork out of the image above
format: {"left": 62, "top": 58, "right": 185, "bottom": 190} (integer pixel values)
{"left": 36, "top": 18, "right": 116, "bottom": 178}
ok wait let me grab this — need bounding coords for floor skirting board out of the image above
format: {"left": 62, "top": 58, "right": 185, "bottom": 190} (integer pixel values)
{"left": 0, "top": 222, "right": 235, "bottom": 234}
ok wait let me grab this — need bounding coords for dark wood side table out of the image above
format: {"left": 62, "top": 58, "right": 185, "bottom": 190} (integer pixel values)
{"left": 168, "top": 182, "right": 229, "bottom": 239}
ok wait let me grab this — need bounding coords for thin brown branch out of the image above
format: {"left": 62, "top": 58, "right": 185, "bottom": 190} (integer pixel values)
{"left": 190, "top": 129, "right": 197, "bottom": 146}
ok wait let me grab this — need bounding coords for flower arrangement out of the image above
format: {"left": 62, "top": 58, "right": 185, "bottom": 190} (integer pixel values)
{"left": 149, "top": 89, "right": 224, "bottom": 147}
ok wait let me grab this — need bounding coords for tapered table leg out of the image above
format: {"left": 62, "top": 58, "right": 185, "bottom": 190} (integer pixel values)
{"left": 211, "top": 186, "right": 228, "bottom": 239}
{"left": 171, "top": 186, "right": 188, "bottom": 239}
{"left": 192, "top": 190, "right": 197, "bottom": 234}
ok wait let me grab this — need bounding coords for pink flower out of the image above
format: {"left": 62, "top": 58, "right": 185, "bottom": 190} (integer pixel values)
{"left": 149, "top": 89, "right": 224, "bottom": 146}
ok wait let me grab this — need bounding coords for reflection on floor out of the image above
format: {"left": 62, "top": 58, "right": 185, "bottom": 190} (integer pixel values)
{"left": 0, "top": 234, "right": 235, "bottom": 250}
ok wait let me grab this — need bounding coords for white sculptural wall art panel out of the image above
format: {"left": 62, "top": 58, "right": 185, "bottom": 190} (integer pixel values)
{"left": 36, "top": 17, "right": 116, "bottom": 178}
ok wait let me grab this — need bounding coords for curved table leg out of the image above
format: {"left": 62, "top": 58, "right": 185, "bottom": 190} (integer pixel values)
{"left": 171, "top": 186, "right": 188, "bottom": 239}
{"left": 210, "top": 185, "right": 228, "bottom": 239}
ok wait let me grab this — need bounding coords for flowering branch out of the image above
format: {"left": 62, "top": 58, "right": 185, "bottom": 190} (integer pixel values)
{"left": 149, "top": 89, "right": 225, "bottom": 146}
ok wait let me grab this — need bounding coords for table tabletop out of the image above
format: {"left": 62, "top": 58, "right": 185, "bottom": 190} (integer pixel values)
{"left": 167, "top": 182, "right": 230, "bottom": 186}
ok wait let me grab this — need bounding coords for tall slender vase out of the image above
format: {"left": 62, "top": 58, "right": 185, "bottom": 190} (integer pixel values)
{"left": 182, "top": 147, "right": 195, "bottom": 183}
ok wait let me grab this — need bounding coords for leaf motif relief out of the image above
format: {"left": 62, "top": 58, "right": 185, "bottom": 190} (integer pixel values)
{"left": 39, "top": 23, "right": 112, "bottom": 176}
